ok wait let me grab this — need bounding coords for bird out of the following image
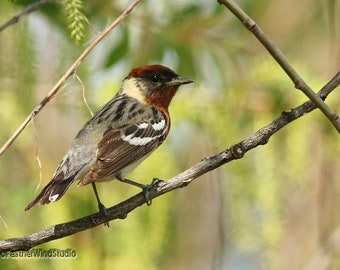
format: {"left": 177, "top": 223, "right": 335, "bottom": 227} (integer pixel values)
{"left": 25, "top": 64, "right": 194, "bottom": 215}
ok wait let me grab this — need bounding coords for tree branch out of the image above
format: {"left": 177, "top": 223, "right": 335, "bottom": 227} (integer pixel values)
{"left": 0, "top": 0, "right": 57, "bottom": 32}
{"left": 218, "top": 0, "right": 340, "bottom": 133}
{"left": 1, "top": 72, "right": 339, "bottom": 253}
{"left": 0, "top": 0, "right": 142, "bottom": 157}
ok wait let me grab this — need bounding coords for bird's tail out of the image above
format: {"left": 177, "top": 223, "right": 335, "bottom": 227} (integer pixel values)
{"left": 24, "top": 177, "right": 74, "bottom": 211}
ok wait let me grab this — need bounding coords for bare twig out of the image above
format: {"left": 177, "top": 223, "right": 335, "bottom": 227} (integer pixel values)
{"left": 0, "top": 0, "right": 141, "bottom": 157}
{"left": 218, "top": 0, "right": 340, "bottom": 133}
{"left": 0, "top": 0, "right": 57, "bottom": 32}
{"left": 1, "top": 72, "right": 339, "bottom": 253}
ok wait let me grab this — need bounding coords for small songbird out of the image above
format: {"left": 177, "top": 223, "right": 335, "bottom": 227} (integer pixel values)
{"left": 25, "top": 65, "right": 194, "bottom": 213}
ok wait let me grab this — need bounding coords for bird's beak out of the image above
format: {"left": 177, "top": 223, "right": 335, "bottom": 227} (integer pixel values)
{"left": 168, "top": 76, "right": 194, "bottom": 86}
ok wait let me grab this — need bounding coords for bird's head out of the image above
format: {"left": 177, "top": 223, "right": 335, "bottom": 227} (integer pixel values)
{"left": 121, "top": 65, "right": 194, "bottom": 110}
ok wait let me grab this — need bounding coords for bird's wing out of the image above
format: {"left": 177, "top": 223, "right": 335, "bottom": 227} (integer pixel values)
{"left": 79, "top": 117, "right": 168, "bottom": 185}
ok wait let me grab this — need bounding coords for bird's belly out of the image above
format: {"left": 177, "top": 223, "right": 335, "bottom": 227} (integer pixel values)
{"left": 123, "top": 152, "right": 153, "bottom": 177}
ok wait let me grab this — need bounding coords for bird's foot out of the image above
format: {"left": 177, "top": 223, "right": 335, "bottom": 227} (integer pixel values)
{"left": 97, "top": 201, "right": 110, "bottom": 227}
{"left": 142, "top": 178, "right": 163, "bottom": 206}
{"left": 116, "top": 176, "right": 163, "bottom": 206}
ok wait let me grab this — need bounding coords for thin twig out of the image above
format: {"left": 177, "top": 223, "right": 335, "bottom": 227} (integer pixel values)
{"left": 1, "top": 72, "right": 339, "bottom": 253}
{"left": 0, "top": 0, "right": 57, "bottom": 32}
{"left": 0, "top": 0, "right": 141, "bottom": 157}
{"left": 218, "top": 0, "right": 340, "bottom": 133}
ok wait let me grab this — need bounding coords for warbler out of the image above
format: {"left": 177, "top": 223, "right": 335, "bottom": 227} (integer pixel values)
{"left": 25, "top": 65, "right": 194, "bottom": 214}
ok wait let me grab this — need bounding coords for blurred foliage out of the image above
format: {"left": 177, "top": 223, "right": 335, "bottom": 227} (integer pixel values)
{"left": 62, "top": 0, "right": 86, "bottom": 44}
{"left": 0, "top": 0, "right": 340, "bottom": 269}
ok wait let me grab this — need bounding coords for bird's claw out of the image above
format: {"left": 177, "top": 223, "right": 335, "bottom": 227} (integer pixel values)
{"left": 142, "top": 178, "right": 163, "bottom": 206}
{"left": 98, "top": 202, "right": 110, "bottom": 227}
{"left": 151, "top": 177, "right": 164, "bottom": 186}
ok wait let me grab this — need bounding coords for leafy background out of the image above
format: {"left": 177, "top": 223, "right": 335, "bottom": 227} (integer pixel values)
{"left": 0, "top": 0, "right": 340, "bottom": 269}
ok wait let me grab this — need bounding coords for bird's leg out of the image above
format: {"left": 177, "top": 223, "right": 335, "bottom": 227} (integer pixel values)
{"left": 116, "top": 176, "right": 162, "bottom": 206}
{"left": 91, "top": 183, "right": 110, "bottom": 227}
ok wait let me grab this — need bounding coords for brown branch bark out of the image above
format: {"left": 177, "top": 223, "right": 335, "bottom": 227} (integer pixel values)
{"left": 1, "top": 71, "right": 339, "bottom": 253}
{"left": 0, "top": 0, "right": 142, "bottom": 157}
{"left": 218, "top": 0, "right": 340, "bottom": 133}
{"left": 0, "top": 0, "right": 57, "bottom": 32}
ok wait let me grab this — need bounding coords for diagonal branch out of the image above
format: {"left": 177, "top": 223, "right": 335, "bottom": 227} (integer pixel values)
{"left": 0, "top": 0, "right": 142, "bottom": 157}
{"left": 0, "top": 0, "right": 57, "bottom": 32}
{"left": 218, "top": 0, "right": 340, "bottom": 133}
{"left": 1, "top": 72, "right": 339, "bottom": 253}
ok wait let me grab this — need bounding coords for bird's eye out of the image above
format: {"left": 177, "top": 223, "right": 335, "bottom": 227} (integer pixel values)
{"left": 151, "top": 75, "right": 161, "bottom": 83}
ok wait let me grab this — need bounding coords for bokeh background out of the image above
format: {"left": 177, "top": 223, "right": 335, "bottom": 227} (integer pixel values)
{"left": 0, "top": 0, "right": 340, "bottom": 269}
